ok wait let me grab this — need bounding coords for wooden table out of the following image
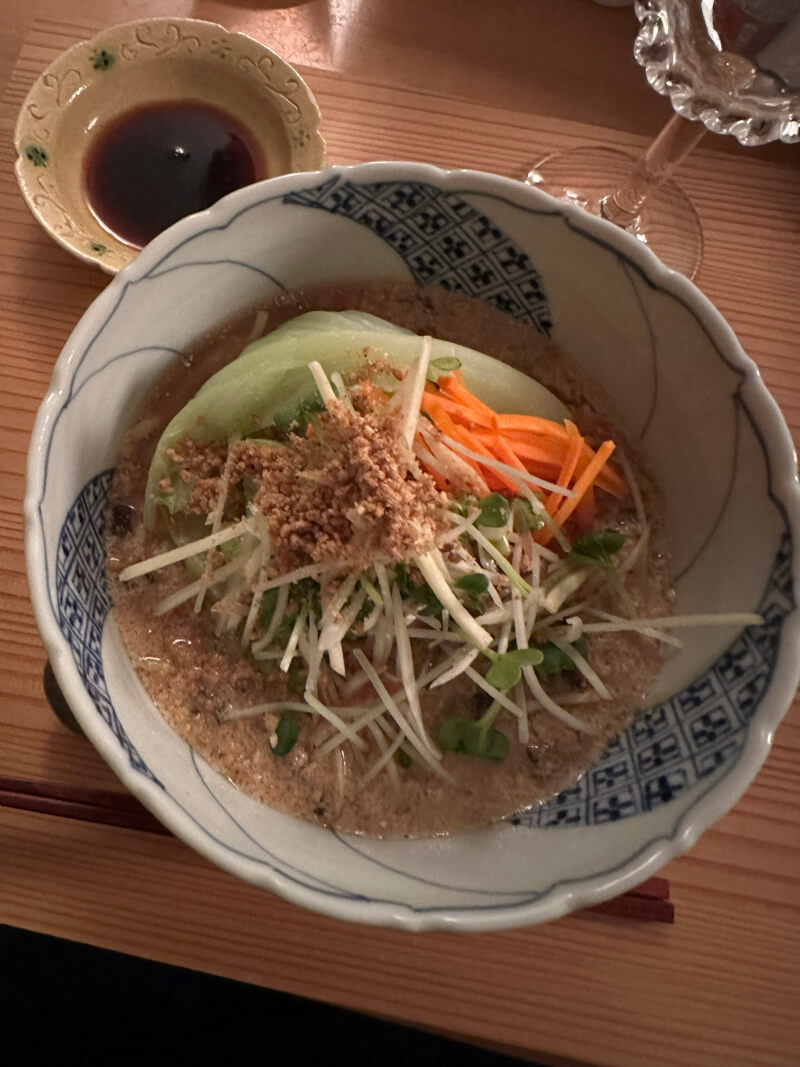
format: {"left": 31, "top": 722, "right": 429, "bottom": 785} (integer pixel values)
{"left": 2, "top": 3, "right": 799, "bottom": 1064}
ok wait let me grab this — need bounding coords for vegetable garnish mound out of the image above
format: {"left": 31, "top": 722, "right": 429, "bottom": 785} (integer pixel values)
{"left": 118, "top": 310, "right": 763, "bottom": 786}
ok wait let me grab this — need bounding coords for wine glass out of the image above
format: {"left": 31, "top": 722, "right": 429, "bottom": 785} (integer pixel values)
{"left": 527, "top": 0, "right": 800, "bottom": 278}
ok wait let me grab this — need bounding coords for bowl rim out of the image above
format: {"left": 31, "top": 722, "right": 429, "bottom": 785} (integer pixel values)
{"left": 24, "top": 160, "right": 800, "bottom": 931}
{"left": 13, "top": 15, "right": 326, "bottom": 275}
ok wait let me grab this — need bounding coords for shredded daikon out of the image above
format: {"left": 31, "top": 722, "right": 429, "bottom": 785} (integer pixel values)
{"left": 303, "top": 691, "right": 367, "bottom": 750}
{"left": 523, "top": 664, "right": 595, "bottom": 734}
{"left": 119, "top": 519, "right": 251, "bottom": 582}
{"left": 430, "top": 647, "right": 481, "bottom": 689}
{"left": 551, "top": 636, "right": 610, "bottom": 700}
{"left": 441, "top": 434, "right": 576, "bottom": 497}
{"left": 353, "top": 649, "right": 452, "bottom": 779}
{"left": 252, "top": 583, "right": 290, "bottom": 653}
{"left": 308, "top": 360, "right": 339, "bottom": 410}
{"left": 463, "top": 666, "right": 525, "bottom": 720}
{"left": 280, "top": 607, "right": 307, "bottom": 672}
{"left": 400, "top": 338, "right": 432, "bottom": 450}
{"left": 580, "top": 612, "right": 764, "bottom": 634}
{"left": 415, "top": 552, "right": 493, "bottom": 649}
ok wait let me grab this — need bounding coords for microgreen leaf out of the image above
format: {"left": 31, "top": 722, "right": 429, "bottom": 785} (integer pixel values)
{"left": 417, "top": 585, "right": 443, "bottom": 616}
{"left": 450, "top": 495, "right": 477, "bottom": 518}
{"left": 220, "top": 536, "right": 241, "bottom": 563}
{"left": 153, "top": 489, "right": 178, "bottom": 515}
{"left": 477, "top": 492, "right": 511, "bottom": 528}
{"left": 455, "top": 573, "right": 490, "bottom": 597}
{"left": 394, "top": 563, "right": 413, "bottom": 598}
{"left": 433, "top": 356, "right": 462, "bottom": 371}
{"left": 259, "top": 588, "right": 279, "bottom": 628}
{"left": 568, "top": 530, "right": 627, "bottom": 569}
{"left": 270, "top": 710, "right": 299, "bottom": 756}
{"left": 290, "top": 577, "right": 322, "bottom": 621}
{"left": 534, "top": 638, "right": 588, "bottom": 678}
{"left": 154, "top": 476, "right": 191, "bottom": 516}
{"left": 394, "top": 564, "right": 442, "bottom": 617}
{"left": 286, "top": 665, "right": 307, "bottom": 696}
{"left": 394, "top": 748, "right": 412, "bottom": 769}
{"left": 483, "top": 647, "right": 544, "bottom": 691}
{"left": 512, "top": 497, "right": 545, "bottom": 532}
{"left": 272, "top": 390, "right": 326, "bottom": 435}
{"left": 426, "top": 356, "right": 462, "bottom": 382}
{"left": 352, "top": 598, "right": 373, "bottom": 627}
{"left": 437, "top": 716, "right": 508, "bottom": 762}
{"left": 474, "top": 728, "right": 508, "bottom": 761}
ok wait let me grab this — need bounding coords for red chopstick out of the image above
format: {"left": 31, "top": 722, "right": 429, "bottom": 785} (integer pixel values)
{"left": 584, "top": 877, "right": 674, "bottom": 923}
{"left": 0, "top": 776, "right": 170, "bottom": 835}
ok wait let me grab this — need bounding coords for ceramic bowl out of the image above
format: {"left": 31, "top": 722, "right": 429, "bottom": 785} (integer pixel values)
{"left": 13, "top": 17, "right": 325, "bottom": 273}
{"left": 25, "top": 162, "right": 800, "bottom": 931}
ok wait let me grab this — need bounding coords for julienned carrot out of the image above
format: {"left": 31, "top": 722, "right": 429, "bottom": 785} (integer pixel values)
{"left": 495, "top": 413, "right": 571, "bottom": 441}
{"left": 546, "top": 421, "right": 584, "bottom": 516}
{"left": 574, "top": 485, "right": 596, "bottom": 533}
{"left": 573, "top": 446, "right": 628, "bottom": 498}
{"left": 444, "top": 425, "right": 521, "bottom": 493}
{"left": 415, "top": 372, "right": 628, "bottom": 539}
{"left": 500, "top": 429, "right": 626, "bottom": 498}
{"left": 420, "top": 388, "right": 495, "bottom": 429}
{"left": 422, "top": 398, "right": 510, "bottom": 491}
{"left": 488, "top": 434, "right": 529, "bottom": 475}
{"left": 438, "top": 373, "right": 499, "bottom": 426}
{"left": 421, "top": 399, "right": 481, "bottom": 473}
{"left": 479, "top": 434, "right": 561, "bottom": 468}
{"left": 503, "top": 432, "right": 625, "bottom": 498}
{"left": 539, "top": 440, "right": 617, "bottom": 547}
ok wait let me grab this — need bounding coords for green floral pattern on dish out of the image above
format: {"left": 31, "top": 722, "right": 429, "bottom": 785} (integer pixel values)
{"left": 24, "top": 144, "right": 48, "bottom": 166}
{"left": 209, "top": 39, "right": 232, "bottom": 60}
{"left": 91, "top": 49, "right": 115, "bottom": 71}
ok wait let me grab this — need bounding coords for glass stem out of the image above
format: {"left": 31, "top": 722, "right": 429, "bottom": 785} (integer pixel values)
{"left": 601, "top": 115, "right": 707, "bottom": 229}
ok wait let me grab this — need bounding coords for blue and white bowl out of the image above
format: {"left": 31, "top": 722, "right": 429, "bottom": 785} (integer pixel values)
{"left": 25, "top": 162, "right": 800, "bottom": 930}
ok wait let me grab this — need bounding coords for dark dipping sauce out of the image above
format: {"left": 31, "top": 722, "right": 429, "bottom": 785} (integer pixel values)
{"left": 85, "top": 100, "right": 264, "bottom": 248}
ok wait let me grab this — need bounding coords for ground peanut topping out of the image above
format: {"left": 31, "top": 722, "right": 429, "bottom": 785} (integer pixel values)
{"left": 174, "top": 384, "right": 448, "bottom": 575}
{"left": 239, "top": 396, "right": 446, "bottom": 572}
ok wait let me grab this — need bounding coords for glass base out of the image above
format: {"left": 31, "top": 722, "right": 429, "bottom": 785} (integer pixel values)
{"left": 526, "top": 145, "right": 703, "bottom": 280}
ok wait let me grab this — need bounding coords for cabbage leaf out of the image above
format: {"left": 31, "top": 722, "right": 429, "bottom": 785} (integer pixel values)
{"left": 144, "top": 310, "right": 569, "bottom": 529}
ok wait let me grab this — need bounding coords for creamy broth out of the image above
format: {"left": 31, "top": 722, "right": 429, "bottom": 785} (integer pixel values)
{"left": 107, "top": 283, "right": 673, "bottom": 838}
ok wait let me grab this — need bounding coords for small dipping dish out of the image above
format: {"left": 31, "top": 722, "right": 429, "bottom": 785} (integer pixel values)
{"left": 14, "top": 17, "right": 325, "bottom": 273}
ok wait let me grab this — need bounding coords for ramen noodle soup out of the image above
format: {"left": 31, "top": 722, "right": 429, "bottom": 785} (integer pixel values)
{"left": 107, "top": 283, "right": 677, "bottom": 838}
